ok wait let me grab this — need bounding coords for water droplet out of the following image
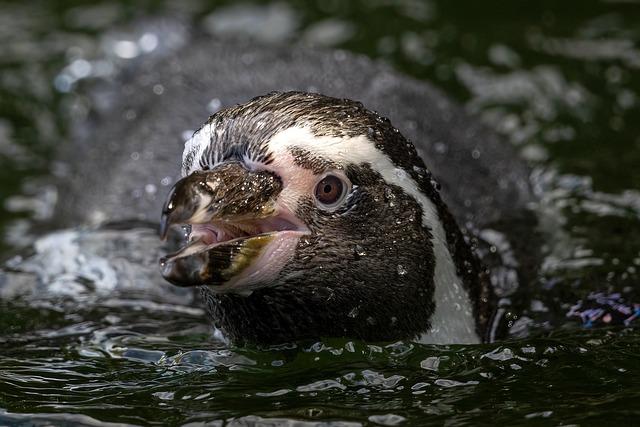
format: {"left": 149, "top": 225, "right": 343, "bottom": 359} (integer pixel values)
{"left": 434, "top": 142, "right": 447, "bottom": 153}
{"left": 144, "top": 184, "right": 157, "bottom": 195}
{"left": 182, "top": 224, "right": 192, "bottom": 239}
{"left": 124, "top": 109, "right": 137, "bottom": 120}
{"left": 430, "top": 178, "right": 441, "bottom": 191}
{"left": 394, "top": 169, "right": 407, "bottom": 180}
{"left": 412, "top": 165, "right": 427, "bottom": 176}
{"left": 354, "top": 245, "right": 367, "bottom": 258}
{"left": 384, "top": 187, "right": 396, "bottom": 200}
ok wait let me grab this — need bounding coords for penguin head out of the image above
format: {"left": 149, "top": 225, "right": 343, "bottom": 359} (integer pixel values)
{"left": 160, "top": 91, "right": 489, "bottom": 343}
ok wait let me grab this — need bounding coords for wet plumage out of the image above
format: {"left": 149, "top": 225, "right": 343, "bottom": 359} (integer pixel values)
{"left": 160, "top": 92, "right": 494, "bottom": 345}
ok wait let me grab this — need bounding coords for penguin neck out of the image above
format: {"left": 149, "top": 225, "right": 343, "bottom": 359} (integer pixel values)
{"left": 415, "top": 181, "right": 494, "bottom": 344}
{"left": 419, "top": 224, "right": 480, "bottom": 344}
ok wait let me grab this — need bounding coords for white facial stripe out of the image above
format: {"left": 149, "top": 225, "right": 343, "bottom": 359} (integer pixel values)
{"left": 269, "top": 126, "right": 480, "bottom": 344}
{"left": 182, "top": 124, "right": 212, "bottom": 176}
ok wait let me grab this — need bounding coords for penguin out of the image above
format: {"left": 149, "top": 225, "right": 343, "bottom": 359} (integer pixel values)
{"left": 3, "top": 38, "right": 537, "bottom": 345}
{"left": 159, "top": 91, "right": 495, "bottom": 345}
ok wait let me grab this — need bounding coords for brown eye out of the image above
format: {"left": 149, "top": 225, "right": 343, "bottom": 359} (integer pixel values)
{"left": 315, "top": 174, "right": 348, "bottom": 209}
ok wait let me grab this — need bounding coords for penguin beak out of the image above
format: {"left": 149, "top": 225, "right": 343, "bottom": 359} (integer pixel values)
{"left": 159, "top": 162, "right": 308, "bottom": 289}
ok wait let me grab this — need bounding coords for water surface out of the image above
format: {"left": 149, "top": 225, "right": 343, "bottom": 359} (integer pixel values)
{"left": 1, "top": 1, "right": 639, "bottom": 425}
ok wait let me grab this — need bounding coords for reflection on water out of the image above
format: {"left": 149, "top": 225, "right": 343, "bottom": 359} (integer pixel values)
{"left": 1, "top": 0, "right": 639, "bottom": 425}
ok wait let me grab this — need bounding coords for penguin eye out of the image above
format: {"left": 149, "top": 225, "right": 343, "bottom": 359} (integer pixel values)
{"left": 314, "top": 173, "right": 349, "bottom": 209}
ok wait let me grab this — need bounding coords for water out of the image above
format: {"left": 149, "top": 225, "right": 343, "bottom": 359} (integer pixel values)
{"left": 1, "top": 1, "right": 640, "bottom": 425}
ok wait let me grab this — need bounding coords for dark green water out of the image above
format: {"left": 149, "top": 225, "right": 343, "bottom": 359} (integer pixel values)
{"left": 1, "top": 1, "right": 640, "bottom": 425}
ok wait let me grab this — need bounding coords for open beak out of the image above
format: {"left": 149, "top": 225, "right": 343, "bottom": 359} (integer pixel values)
{"left": 159, "top": 162, "right": 307, "bottom": 289}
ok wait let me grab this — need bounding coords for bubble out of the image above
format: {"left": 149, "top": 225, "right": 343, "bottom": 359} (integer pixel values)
{"left": 124, "top": 109, "right": 137, "bottom": 120}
